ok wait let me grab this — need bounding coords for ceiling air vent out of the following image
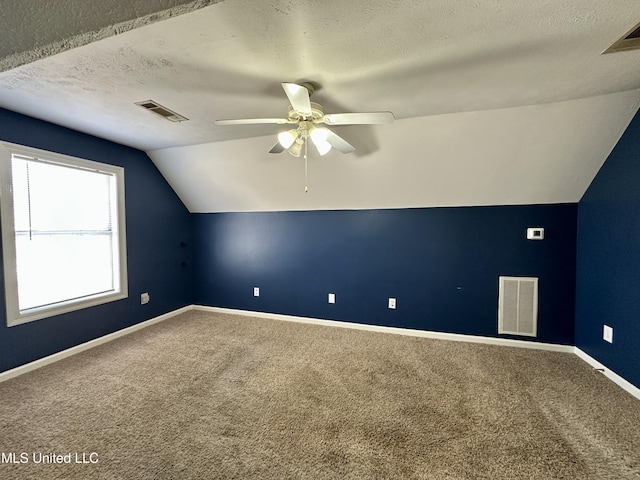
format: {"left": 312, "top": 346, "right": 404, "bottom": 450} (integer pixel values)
{"left": 135, "top": 100, "right": 188, "bottom": 122}
{"left": 603, "top": 21, "right": 640, "bottom": 54}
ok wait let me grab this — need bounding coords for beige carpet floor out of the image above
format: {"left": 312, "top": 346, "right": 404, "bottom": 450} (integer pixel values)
{"left": 0, "top": 310, "right": 639, "bottom": 479}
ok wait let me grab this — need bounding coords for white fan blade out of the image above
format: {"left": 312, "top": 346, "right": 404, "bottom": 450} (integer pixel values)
{"left": 215, "top": 118, "right": 292, "bottom": 126}
{"left": 325, "top": 129, "right": 356, "bottom": 154}
{"left": 269, "top": 142, "right": 286, "bottom": 154}
{"left": 322, "top": 112, "right": 395, "bottom": 125}
{"left": 282, "top": 83, "right": 312, "bottom": 116}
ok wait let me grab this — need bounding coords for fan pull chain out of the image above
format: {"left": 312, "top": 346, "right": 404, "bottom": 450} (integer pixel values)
{"left": 304, "top": 139, "right": 308, "bottom": 193}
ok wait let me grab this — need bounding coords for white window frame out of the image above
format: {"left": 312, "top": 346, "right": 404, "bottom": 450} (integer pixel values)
{"left": 0, "top": 141, "right": 128, "bottom": 326}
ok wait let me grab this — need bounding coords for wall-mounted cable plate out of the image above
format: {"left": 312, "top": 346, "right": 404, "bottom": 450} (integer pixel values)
{"left": 526, "top": 227, "right": 544, "bottom": 240}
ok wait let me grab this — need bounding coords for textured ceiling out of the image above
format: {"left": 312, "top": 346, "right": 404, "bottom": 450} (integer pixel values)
{"left": 0, "top": 0, "right": 220, "bottom": 72}
{"left": 1, "top": 1, "right": 640, "bottom": 212}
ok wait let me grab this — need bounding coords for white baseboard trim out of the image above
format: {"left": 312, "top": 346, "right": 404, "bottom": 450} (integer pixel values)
{"left": 0, "top": 305, "right": 193, "bottom": 383}
{"left": 574, "top": 348, "right": 640, "bottom": 401}
{"left": 4, "top": 304, "right": 638, "bottom": 403}
{"left": 195, "top": 306, "right": 575, "bottom": 353}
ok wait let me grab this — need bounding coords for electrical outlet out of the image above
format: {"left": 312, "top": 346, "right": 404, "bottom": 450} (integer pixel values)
{"left": 141, "top": 292, "right": 150, "bottom": 305}
{"left": 328, "top": 293, "right": 335, "bottom": 304}
{"left": 388, "top": 297, "right": 396, "bottom": 309}
{"left": 603, "top": 325, "right": 613, "bottom": 343}
{"left": 253, "top": 287, "right": 260, "bottom": 297}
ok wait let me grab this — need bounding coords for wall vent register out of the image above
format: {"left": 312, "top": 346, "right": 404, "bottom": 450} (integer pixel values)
{"left": 498, "top": 276, "right": 538, "bottom": 337}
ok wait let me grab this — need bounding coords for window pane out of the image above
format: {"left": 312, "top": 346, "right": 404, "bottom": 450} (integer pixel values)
{"left": 15, "top": 233, "right": 117, "bottom": 311}
{"left": 11, "top": 157, "right": 120, "bottom": 313}
{"left": 12, "top": 157, "right": 115, "bottom": 233}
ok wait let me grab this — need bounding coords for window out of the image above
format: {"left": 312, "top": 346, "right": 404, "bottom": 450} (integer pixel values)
{"left": 0, "top": 142, "right": 127, "bottom": 326}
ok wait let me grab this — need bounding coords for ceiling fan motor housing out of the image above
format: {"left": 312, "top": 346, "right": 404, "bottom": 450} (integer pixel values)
{"left": 288, "top": 102, "right": 324, "bottom": 122}
{"left": 298, "top": 82, "right": 316, "bottom": 96}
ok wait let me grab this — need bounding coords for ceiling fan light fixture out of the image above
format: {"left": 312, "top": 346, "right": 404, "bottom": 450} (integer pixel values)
{"left": 310, "top": 127, "right": 327, "bottom": 142}
{"left": 310, "top": 127, "right": 332, "bottom": 156}
{"left": 278, "top": 129, "right": 297, "bottom": 149}
{"left": 289, "top": 139, "right": 303, "bottom": 157}
{"left": 313, "top": 140, "right": 332, "bottom": 156}
{"left": 215, "top": 82, "right": 394, "bottom": 158}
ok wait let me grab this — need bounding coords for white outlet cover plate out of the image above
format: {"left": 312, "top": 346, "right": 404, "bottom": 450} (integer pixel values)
{"left": 388, "top": 298, "right": 396, "bottom": 309}
{"left": 603, "top": 325, "right": 613, "bottom": 343}
{"left": 328, "top": 293, "right": 335, "bottom": 304}
{"left": 141, "top": 292, "right": 150, "bottom": 304}
{"left": 253, "top": 287, "right": 260, "bottom": 297}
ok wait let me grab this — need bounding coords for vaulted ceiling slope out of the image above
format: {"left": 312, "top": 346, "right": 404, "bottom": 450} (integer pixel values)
{"left": 1, "top": 1, "right": 640, "bottom": 212}
{"left": 149, "top": 91, "right": 640, "bottom": 212}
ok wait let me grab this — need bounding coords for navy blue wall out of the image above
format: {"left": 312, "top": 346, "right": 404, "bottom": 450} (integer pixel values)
{"left": 0, "top": 108, "right": 193, "bottom": 373}
{"left": 195, "top": 204, "right": 577, "bottom": 344}
{"left": 576, "top": 108, "right": 640, "bottom": 389}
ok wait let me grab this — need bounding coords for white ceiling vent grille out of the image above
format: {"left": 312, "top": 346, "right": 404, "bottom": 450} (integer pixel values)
{"left": 498, "top": 276, "right": 538, "bottom": 337}
{"left": 603, "top": 21, "right": 640, "bottom": 54}
{"left": 135, "top": 100, "right": 188, "bottom": 122}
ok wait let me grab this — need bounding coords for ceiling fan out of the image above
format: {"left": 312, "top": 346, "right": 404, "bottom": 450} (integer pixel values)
{"left": 214, "top": 82, "right": 395, "bottom": 157}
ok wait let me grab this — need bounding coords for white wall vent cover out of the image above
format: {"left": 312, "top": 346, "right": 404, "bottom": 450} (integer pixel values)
{"left": 498, "top": 276, "right": 538, "bottom": 337}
